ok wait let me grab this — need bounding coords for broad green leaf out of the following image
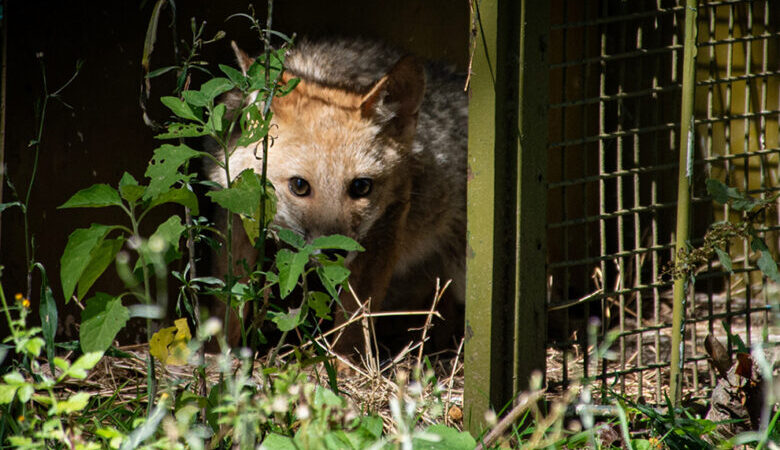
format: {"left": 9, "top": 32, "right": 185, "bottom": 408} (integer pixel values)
{"left": 160, "top": 96, "right": 201, "bottom": 122}
{"left": 206, "top": 169, "right": 265, "bottom": 216}
{"left": 207, "top": 103, "right": 226, "bottom": 133}
{"left": 144, "top": 144, "right": 200, "bottom": 200}
{"left": 77, "top": 237, "right": 124, "bottom": 300}
{"left": 314, "top": 385, "right": 344, "bottom": 408}
{"left": 147, "top": 187, "right": 199, "bottom": 215}
{"left": 182, "top": 90, "right": 209, "bottom": 107}
{"left": 259, "top": 433, "right": 297, "bottom": 450}
{"left": 119, "top": 172, "right": 145, "bottom": 203}
{"left": 276, "top": 248, "right": 311, "bottom": 298}
{"left": 67, "top": 352, "right": 104, "bottom": 379}
{"left": 59, "top": 184, "right": 122, "bottom": 209}
{"left": 52, "top": 392, "right": 91, "bottom": 414}
{"left": 219, "top": 64, "right": 247, "bottom": 88}
{"left": 714, "top": 247, "right": 733, "bottom": 273}
{"left": 310, "top": 235, "right": 364, "bottom": 252}
{"left": 278, "top": 228, "right": 305, "bottom": 249}
{"left": 0, "top": 385, "right": 18, "bottom": 404}
{"left": 60, "top": 223, "right": 114, "bottom": 301}
{"left": 199, "top": 77, "right": 233, "bottom": 100}
{"left": 413, "top": 424, "right": 477, "bottom": 450}
{"left": 80, "top": 293, "right": 129, "bottom": 353}
{"left": 17, "top": 384, "right": 34, "bottom": 403}
{"left": 155, "top": 122, "right": 209, "bottom": 139}
{"left": 271, "top": 307, "right": 303, "bottom": 332}
{"left": 316, "top": 263, "right": 351, "bottom": 299}
{"left": 308, "top": 292, "right": 332, "bottom": 320}
{"left": 3, "top": 371, "right": 25, "bottom": 385}
{"left": 24, "top": 338, "right": 44, "bottom": 357}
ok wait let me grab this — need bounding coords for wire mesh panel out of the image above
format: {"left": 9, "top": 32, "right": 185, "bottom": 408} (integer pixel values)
{"left": 546, "top": 0, "right": 779, "bottom": 402}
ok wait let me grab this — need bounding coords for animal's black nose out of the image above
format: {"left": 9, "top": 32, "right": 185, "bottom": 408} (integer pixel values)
{"left": 321, "top": 248, "right": 349, "bottom": 261}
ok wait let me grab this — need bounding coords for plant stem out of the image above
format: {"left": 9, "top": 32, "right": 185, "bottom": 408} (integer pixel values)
{"left": 129, "top": 207, "right": 157, "bottom": 413}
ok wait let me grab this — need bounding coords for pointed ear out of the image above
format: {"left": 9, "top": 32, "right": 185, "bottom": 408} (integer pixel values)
{"left": 360, "top": 56, "right": 426, "bottom": 141}
{"left": 231, "top": 41, "right": 254, "bottom": 75}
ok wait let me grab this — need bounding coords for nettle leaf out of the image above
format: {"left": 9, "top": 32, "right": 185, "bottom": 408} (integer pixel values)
{"left": 271, "top": 307, "right": 303, "bottom": 332}
{"left": 160, "top": 96, "right": 201, "bottom": 122}
{"left": 77, "top": 237, "right": 124, "bottom": 301}
{"left": 752, "top": 238, "right": 780, "bottom": 283}
{"left": 219, "top": 64, "right": 247, "bottom": 89}
{"left": 60, "top": 224, "right": 115, "bottom": 301}
{"left": 59, "top": 184, "right": 122, "bottom": 209}
{"left": 706, "top": 179, "right": 761, "bottom": 211}
{"left": 310, "top": 234, "right": 364, "bottom": 252}
{"left": 207, "top": 169, "right": 265, "bottom": 216}
{"left": 144, "top": 144, "right": 201, "bottom": 200}
{"left": 80, "top": 293, "right": 129, "bottom": 353}
{"left": 278, "top": 228, "right": 305, "bottom": 249}
{"left": 276, "top": 248, "right": 312, "bottom": 299}
{"left": 308, "top": 292, "right": 332, "bottom": 320}
{"left": 714, "top": 247, "right": 733, "bottom": 273}
{"left": 156, "top": 122, "right": 209, "bottom": 140}
{"left": 148, "top": 187, "right": 199, "bottom": 215}
{"left": 199, "top": 77, "right": 233, "bottom": 100}
{"left": 118, "top": 172, "right": 145, "bottom": 203}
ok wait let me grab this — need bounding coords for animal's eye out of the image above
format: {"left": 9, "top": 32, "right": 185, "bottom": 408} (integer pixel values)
{"left": 348, "top": 178, "right": 373, "bottom": 198}
{"left": 289, "top": 177, "right": 311, "bottom": 197}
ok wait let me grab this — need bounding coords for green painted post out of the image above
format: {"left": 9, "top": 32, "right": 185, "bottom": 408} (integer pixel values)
{"left": 465, "top": 0, "right": 549, "bottom": 435}
{"left": 513, "top": 0, "right": 549, "bottom": 399}
{"left": 669, "top": 0, "right": 698, "bottom": 407}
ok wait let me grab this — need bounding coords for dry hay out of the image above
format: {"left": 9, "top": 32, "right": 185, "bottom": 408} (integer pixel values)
{"left": 52, "top": 280, "right": 466, "bottom": 434}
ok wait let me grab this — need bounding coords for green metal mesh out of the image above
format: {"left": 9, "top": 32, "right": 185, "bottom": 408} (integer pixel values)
{"left": 546, "top": 0, "right": 779, "bottom": 402}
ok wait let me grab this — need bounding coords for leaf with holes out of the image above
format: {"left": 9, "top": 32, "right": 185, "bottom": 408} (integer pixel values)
{"left": 271, "top": 307, "right": 303, "bottom": 332}
{"left": 144, "top": 144, "right": 200, "bottom": 200}
{"left": 276, "top": 248, "right": 312, "bottom": 299}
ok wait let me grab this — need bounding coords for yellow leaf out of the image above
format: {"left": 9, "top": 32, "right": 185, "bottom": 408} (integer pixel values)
{"left": 149, "top": 318, "right": 192, "bottom": 366}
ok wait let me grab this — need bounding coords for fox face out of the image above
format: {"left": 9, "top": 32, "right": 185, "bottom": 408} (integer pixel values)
{"left": 228, "top": 54, "right": 426, "bottom": 255}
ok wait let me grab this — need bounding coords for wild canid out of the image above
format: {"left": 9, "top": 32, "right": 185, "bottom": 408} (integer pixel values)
{"left": 209, "top": 39, "right": 467, "bottom": 353}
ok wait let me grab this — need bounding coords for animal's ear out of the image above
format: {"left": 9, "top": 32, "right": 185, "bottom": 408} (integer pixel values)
{"left": 360, "top": 56, "right": 426, "bottom": 141}
{"left": 231, "top": 41, "right": 255, "bottom": 75}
